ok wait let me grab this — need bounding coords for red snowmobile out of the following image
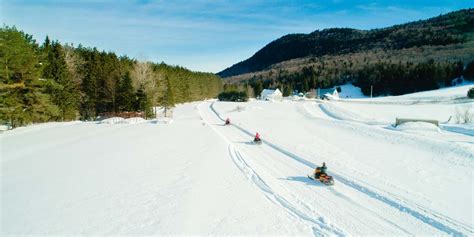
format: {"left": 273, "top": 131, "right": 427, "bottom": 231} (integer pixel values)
{"left": 253, "top": 132, "right": 262, "bottom": 145}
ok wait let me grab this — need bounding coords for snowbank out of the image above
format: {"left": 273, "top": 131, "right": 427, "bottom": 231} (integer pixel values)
{"left": 346, "top": 83, "right": 474, "bottom": 104}
{"left": 319, "top": 102, "right": 387, "bottom": 125}
{"left": 98, "top": 117, "right": 147, "bottom": 124}
{"left": 99, "top": 117, "right": 125, "bottom": 124}
{"left": 395, "top": 122, "right": 440, "bottom": 132}
{"left": 122, "top": 117, "right": 146, "bottom": 124}
{"left": 155, "top": 117, "right": 173, "bottom": 124}
{"left": 0, "top": 124, "right": 11, "bottom": 132}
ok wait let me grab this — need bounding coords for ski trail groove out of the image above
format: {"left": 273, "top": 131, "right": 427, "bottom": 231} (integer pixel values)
{"left": 301, "top": 102, "right": 474, "bottom": 235}
{"left": 229, "top": 146, "right": 345, "bottom": 236}
{"left": 209, "top": 101, "right": 467, "bottom": 236}
{"left": 245, "top": 134, "right": 412, "bottom": 234}
{"left": 198, "top": 102, "right": 345, "bottom": 236}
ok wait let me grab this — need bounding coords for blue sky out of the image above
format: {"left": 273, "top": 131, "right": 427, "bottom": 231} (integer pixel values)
{"left": 1, "top": 1, "right": 473, "bottom": 72}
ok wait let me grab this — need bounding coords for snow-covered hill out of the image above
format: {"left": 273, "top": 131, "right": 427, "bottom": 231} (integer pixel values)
{"left": 1, "top": 86, "right": 473, "bottom": 235}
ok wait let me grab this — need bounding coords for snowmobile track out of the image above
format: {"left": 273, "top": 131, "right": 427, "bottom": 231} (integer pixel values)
{"left": 198, "top": 102, "right": 345, "bottom": 236}
{"left": 207, "top": 101, "right": 469, "bottom": 236}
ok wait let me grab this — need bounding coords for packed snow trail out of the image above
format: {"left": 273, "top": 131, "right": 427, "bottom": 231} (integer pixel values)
{"left": 1, "top": 103, "right": 310, "bottom": 235}
{"left": 300, "top": 101, "right": 474, "bottom": 234}
{"left": 204, "top": 101, "right": 426, "bottom": 234}
{"left": 221, "top": 102, "right": 471, "bottom": 235}
{"left": 204, "top": 100, "right": 472, "bottom": 236}
{"left": 198, "top": 102, "right": 345, "bottom": 236}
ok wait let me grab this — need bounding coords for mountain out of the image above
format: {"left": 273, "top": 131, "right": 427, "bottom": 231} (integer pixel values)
{"left": 218, "top": 9, "right": 474, "bottom": 79}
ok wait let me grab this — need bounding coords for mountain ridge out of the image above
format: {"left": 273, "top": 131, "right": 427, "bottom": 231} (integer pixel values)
{"left": 218, "top": 9, "right": 474, "bottom": 78}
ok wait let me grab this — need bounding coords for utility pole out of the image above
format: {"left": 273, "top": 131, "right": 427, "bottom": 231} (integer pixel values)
{"left": 370, "top": 85, "right": 373, "bottom": 101}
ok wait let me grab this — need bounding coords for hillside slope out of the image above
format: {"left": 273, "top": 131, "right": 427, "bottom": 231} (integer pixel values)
{"left": 218, "top": 9, "right": 474, "bottom": 78}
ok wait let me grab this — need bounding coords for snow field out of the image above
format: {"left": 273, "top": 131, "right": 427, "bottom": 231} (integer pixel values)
{"left": 211, "top": 98, "right": 472, "bottom": 235}
{"left": 1, "top": 84, "right": 473, "bottom": 235}
{"left": 1, "top": 103, "right": 307, "bottom": 235}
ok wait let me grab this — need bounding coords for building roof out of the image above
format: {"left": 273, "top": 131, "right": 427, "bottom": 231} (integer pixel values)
{"left": 261, "top": 88, "right": 282, "bottom": 97}
{"left": 319, "top": 88, "right": 338, "bottom": 96}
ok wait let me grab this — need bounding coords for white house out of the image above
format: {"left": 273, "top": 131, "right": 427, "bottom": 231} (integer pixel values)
{"left": 317, "top": 88, "right": 339, "bottom": 100}
{"left": 260, "top": 88, "right": 283, "bottom": 101}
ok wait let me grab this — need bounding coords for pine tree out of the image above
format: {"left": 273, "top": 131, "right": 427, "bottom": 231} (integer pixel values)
{"left": 464, "top": 61, "right": 474, "bottom": 80}
{"left": 117, "top": 72, "right": 134, "bottom": 111}
{"left": 134, "top": 88, "right": 148, "bottom": 115}
{"left": 162, "top": 76, "right": 175, "bottom": 117}
{"left": 254, "top": 80, "right": 263, "bottom": 98}
{"left": 283, "top": 84, "right": 293, "bottom": 96}
{"left": 2, "top": 25, "right": 223, "bottom": 124}
{"left": 0, "top": 26, "right": 60, "bottom": 127}
{"left": 43, "top": 41, "right": 79, "bottom": 120}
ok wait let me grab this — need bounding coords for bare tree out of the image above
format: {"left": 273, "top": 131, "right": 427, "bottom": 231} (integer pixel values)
{"left": 131, "top": 61, "right": 154, "bottom": 91}
{"left": 131, "top": 60, "right": 166, "bottom": 117}
{"left": 454, "top": 105, "right": 473, "bottom": 124}
{"left": 246, "top": 85, "right": 255, "bottom": 98}
{"left": 63, "top": 44, "right": 84, "bottom": 87}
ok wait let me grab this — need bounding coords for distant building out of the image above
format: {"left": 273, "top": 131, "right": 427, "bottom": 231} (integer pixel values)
{"left": 317, "top": 88, "right": 339, "bottom": 100}
{"left": 260, "top": 88, "right": 283, "bottom": 101}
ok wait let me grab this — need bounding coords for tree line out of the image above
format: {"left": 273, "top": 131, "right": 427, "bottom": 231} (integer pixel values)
{"left": 239, "top": 59, "right": 473, "bottom": 97}
{"left": 0, "top": 26, "right": 222, "bottom": 128}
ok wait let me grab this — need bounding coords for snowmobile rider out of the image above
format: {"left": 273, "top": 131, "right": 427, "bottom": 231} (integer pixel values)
{"left": 314, "top": 162, "right": 327, "bottom": 178}
{"left": 254, "top": 132, "right": 261, "bottom": 142}
{"left": 225, "top": 118, "right": 230, "bottom": 125}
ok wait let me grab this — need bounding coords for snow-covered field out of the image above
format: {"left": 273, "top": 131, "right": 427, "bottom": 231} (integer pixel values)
{"left": 1, "top": 85, "right": 473, "bottom": 235}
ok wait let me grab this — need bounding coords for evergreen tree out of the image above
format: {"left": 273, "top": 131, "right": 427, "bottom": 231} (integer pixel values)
{"left": 283, "top": 84, "right": 292, "bottom": 96}
{"left": 161, "top": 76, "right": 175, "bottom": 117}
{"left": 253, "top": 80, "right": 263, "bottom": 98}
{"left": 134, "top": 88, "right": 150, "bottom": 116}
{"left": 0, "top": 26, "right": 60, "bottom": 127}
{"left": 464, "top": 61, "right": 474, "bottom": 80}
{"left": 116, "top": 72, "right": 134, "bottom": 111}
{"left": 1, "top": 25, "right": 223, "bottom": 124}
{"left": 43, "top": 41, "right": 80, "bottom": 120}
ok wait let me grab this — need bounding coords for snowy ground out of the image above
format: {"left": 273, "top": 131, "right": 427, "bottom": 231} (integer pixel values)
{"left": 1, "top": 86, "right": 473, "bottom": 235}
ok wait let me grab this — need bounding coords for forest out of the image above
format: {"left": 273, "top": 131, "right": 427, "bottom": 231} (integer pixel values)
{"left": 0, "top": 26, "right": 222, "bottom": 128}
{"left": 220, "top": 9, "right": 474, "bottom": 96}
{"left": 240, "top": 59, "right": 473, "bottom": 97}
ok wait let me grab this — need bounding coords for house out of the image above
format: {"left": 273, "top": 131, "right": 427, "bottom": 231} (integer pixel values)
{"left": 317, "top": 88, "right": 339, "bottom": 100}
{"left": 260, "top": 88, "right": 283, "bottom": 101}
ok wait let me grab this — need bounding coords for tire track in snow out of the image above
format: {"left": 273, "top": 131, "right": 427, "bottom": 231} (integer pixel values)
{"left": 215, "top": 119, "right": 386, "bottom": 234}
{"left": 209, "top": 101, "right": 468, "bottom": 236}
{"left": 208, "top": 102, "right": 412, "bottom": 233}
{"left": 198, "top": 102, "right": 345, "bottom": 237}
{"left": 301, "top": 102, "right": 474, "bottom": 235}
{"left": 235, "top": 130, "right": 412, "bottom": 235}
{"left": 228, "top": 146, "right": 345, "bottom": 236}
{"left": 316, "top": 103, "right": 474, "bottom": 163}
{"left": 244, "top": 136, "right": 414, "bottom": 235}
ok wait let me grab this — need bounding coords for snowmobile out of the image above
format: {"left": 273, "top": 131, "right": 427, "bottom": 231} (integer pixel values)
{"left": 308, "top": 166, "right": 334, "bottom": 186}
{"left": 253, "top": 132, "right": 262, "bottom": 145}
{"left": 225, "top": 119, "right": 230, "bottom": 126}
{"left": 253, "top": 137, "right": 263, "bottom": 145}
{"left": 308, "top": 173, "right": 334, "bottom": 186}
